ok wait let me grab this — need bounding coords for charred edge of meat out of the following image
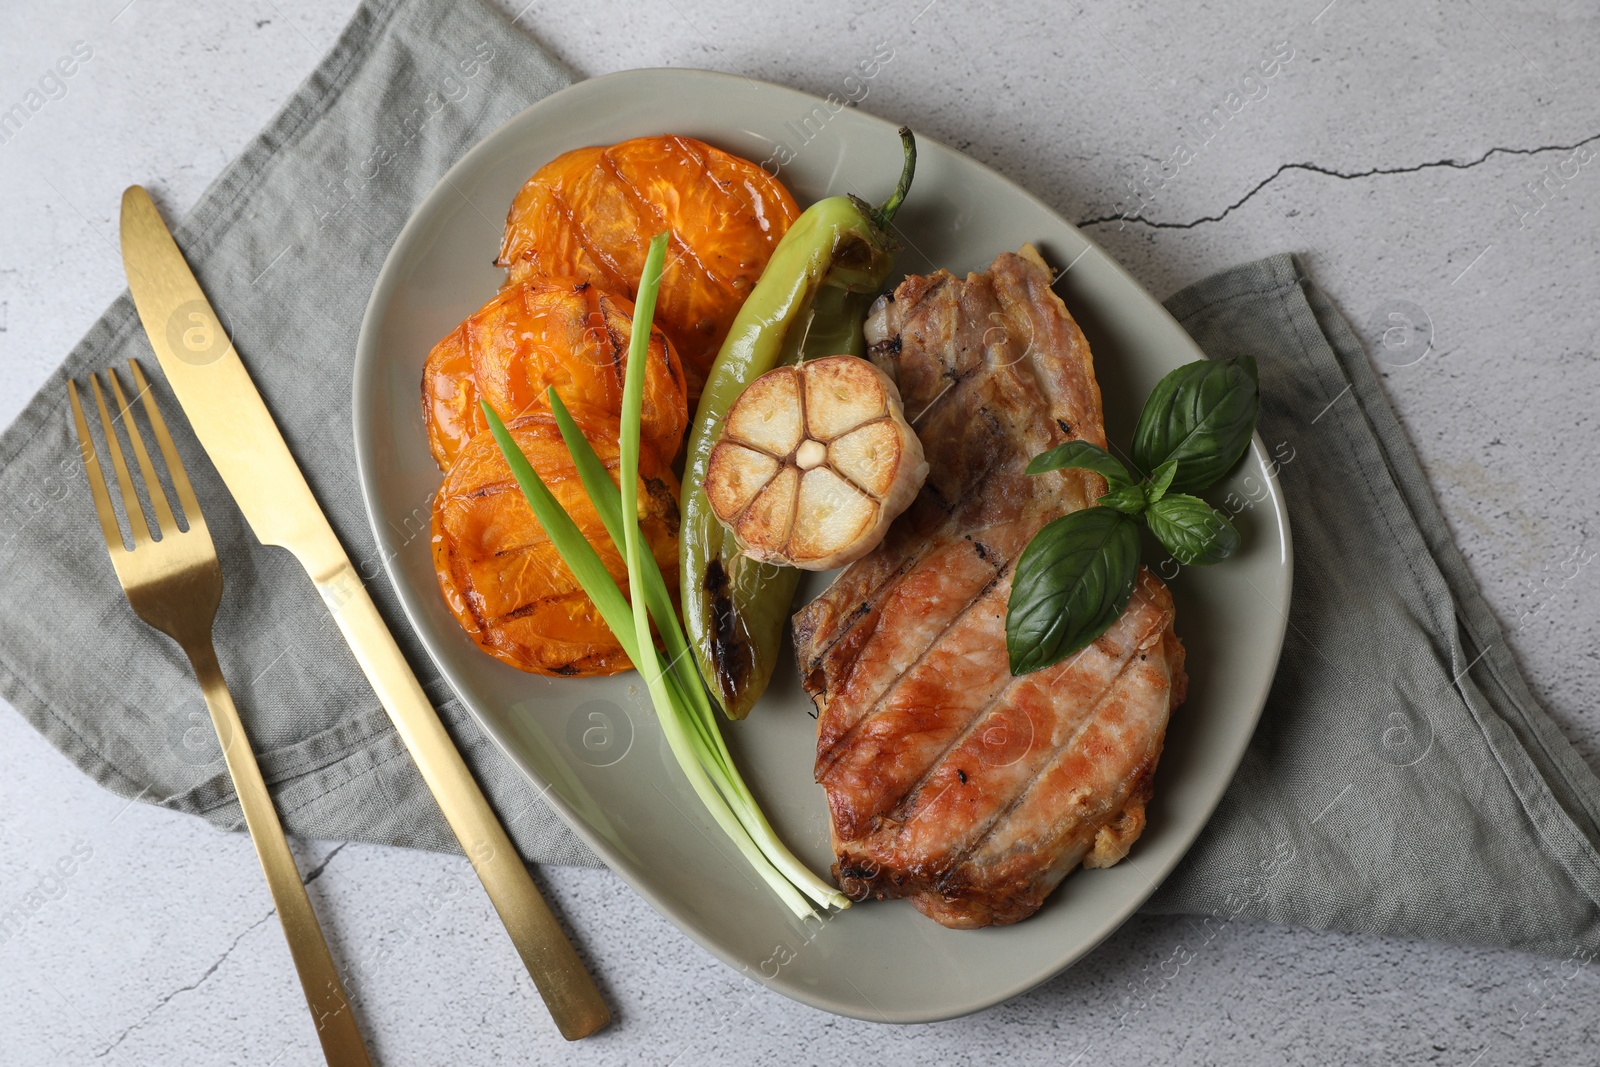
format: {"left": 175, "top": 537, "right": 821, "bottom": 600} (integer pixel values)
{"left": 794, "top": 550, "right": 917, "bottom": 678}
{"left": 835, "top": 859, "right": 890, "bottom": 902}
{"left": 796, "top": 598, "right": 872, "bottom": 679}
{"left": 798, "top": 662, "right": 831, "bottom": 716}
{"left": 868, "top": 335, "right": 902, "bottom": 361}
{"left": 836, "top": 599, "right": 873, "bottom": 635}
{"left": 900, "top": 273, "right": 951, "bottom": 333}
{"left": 702, "top": 558, "right": 747, "bottom": 696}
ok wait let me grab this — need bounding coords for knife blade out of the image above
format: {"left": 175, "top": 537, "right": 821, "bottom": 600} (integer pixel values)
{"left": 118, "top": 185, "right": 610, "bottom": 1041}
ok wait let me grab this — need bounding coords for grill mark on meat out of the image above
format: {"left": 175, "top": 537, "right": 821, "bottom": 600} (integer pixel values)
{"left": 902, "top": 364, "right": 974, "bottom": 428}
{"left": 819, "top": 572, "right": 1004, "bottom": 806}
{"left": 964, "top": 660, "right": 1170, "bottom": 873}
{"left": 861, "top": 572, "right": 1168, "bottom": 874}
{"left": 930, "top": 669, "right": 1115, "bottom": 883}
{"left": 815, "top": 510, "right": 1041, "bottom": 790}
{"left": 928, "top": 578, "right": 1170, "bottom": 884}
{"left": 815, "top": 556, "right": 1007, "bottom": 787}
{"left": 878, "top": 588, "right": 1101, "bottom": 826}
{"left": 944, "top": 659, "right": 1174, "bottom": 924}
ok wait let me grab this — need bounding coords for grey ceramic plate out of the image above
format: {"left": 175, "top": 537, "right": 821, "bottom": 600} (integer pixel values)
{"left": 353, "top": 68, "right": 1290, "bottom": 1023}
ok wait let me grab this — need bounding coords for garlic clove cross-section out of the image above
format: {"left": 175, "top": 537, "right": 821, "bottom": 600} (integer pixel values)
{"left": 704, "top": 354, "right": 929, "bottom": 570}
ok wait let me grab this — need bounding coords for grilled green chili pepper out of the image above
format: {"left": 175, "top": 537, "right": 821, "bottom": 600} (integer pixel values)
{"left": 681, "top": 127, "right": 917, "bottom": 719}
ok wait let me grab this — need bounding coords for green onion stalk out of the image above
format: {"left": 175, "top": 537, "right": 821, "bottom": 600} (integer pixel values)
{"left": 482, "top": 232, "right": 848, "bottom": 919}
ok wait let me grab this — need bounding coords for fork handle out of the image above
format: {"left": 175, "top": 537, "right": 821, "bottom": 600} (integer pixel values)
{"left": 187, "top": 642, "right": 373, "bottom": 1067}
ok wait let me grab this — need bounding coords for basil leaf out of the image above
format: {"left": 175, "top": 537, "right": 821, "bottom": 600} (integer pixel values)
{"left": 1146, "top": 460, "right": 1178, "bottom": 503}
{"left": 1145, "top": 494, "right": 1241, "bottom": 566}
{"left": 1026, "top": 441, "right": 1132, "bottom": 488}
{"left": 1006, "top": 507, "right": 1141, "bottom": 675}
{"left": 1097, "top": 483, "right": 1148, "bottom": 515}
{"left": 1131, "top": 356, "right": 1260, "bottom": 494}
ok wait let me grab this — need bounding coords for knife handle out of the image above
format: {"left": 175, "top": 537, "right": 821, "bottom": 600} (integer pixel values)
{"left": 317, "top": 564, "right": 610, "bottom": 1041}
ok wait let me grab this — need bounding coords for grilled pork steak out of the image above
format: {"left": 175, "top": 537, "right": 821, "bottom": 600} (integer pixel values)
{"left": 792, "top": 246, "right": 1187, "bottom": 929}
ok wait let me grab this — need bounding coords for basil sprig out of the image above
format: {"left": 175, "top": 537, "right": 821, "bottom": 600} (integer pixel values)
{"left": 1131, "top": 353, "right": 1259, "bottom": 493}
{"left": 1025, "top": 440, "right": 1135, "bottom": 485}
{"left": 1005, "top": 355, "right": 1260, "bottom": 675}
{"left": 1007, "top": 508, "right": 1141, "bottom": 675}
{"left": 1145, "top": 494, "right": 1241, "bottom": 565}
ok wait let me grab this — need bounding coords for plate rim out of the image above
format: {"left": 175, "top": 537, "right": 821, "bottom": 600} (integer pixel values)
{"left": 352, "top": 65, "right": 1292, "bottom": 1023}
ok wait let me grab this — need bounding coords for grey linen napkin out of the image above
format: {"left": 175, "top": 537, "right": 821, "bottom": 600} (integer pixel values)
{"left": 1142, "top": 259, "right": 1600, "bottom": 957}
{"left": 2, "top": 0, "right": 1597, "bottom": 959}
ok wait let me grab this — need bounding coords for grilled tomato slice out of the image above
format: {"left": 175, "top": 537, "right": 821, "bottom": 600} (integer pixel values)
{"left": 422, "top": 278, "right": 687, "bottom": 471}
{"left": 431, "top": 413, "right": 681, "bottom": 677}
{"left": 496, "top": 135, "right": 800, "bottom": 402}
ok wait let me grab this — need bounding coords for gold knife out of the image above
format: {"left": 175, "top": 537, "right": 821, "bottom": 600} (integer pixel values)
{"left": 119, "top": 185, "right": 610, "bottom": 1042}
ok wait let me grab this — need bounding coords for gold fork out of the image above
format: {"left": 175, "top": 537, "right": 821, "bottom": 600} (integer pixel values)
{"left": 68, "top": 360, "right": 372, "bottom": 1067}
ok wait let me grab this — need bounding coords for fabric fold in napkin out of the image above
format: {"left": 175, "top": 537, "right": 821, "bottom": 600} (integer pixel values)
{"left": 1, "top": 0, "right": 1597, "bottom": 958}
{"left": 1141, "top": 258, "right": 1600, "bottom": 957}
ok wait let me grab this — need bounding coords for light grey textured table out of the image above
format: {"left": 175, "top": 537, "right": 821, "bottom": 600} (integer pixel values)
{"left": 2, "top": 2, "right": 1597, "bottom": 1064}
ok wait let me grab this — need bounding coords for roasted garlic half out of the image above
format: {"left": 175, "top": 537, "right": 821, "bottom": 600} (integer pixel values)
{"left": 703, "top": 355, "right": 928, "bottom": 570}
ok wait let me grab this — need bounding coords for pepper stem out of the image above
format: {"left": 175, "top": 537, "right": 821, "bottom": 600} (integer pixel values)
{"left": 873, "top": 127, "right": 917, "bottom": 229}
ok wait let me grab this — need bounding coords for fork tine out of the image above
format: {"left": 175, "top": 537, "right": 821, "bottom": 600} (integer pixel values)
{"left": 88, "top": 373, "right": 154, "bottom": 545}
{"left": 127, "top": 360, "right": 205, "bottom": 531}
{"left": 107, "top": 365, "right": 178, "bottom": 537}
{"left": 67, "top": 380, "right": 128, "bottom": 555}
